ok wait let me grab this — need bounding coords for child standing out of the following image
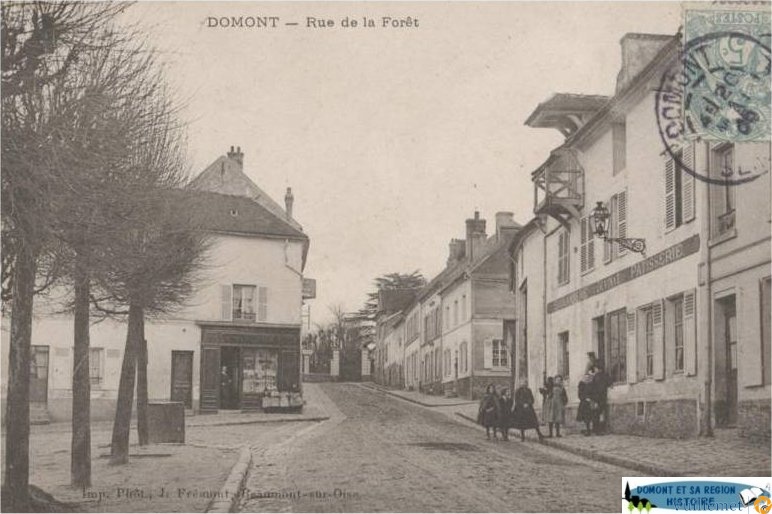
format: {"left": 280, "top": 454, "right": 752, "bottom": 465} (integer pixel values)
{"left": 547, "top": 375, "right": 568, "bottom": 437}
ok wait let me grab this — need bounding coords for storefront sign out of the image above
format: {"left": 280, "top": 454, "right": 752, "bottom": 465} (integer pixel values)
{"left": 302, "top": 278, "right": 317, "bottom": 299}
{"left": 548, "top": 234, "right": 700, "bottom": 313}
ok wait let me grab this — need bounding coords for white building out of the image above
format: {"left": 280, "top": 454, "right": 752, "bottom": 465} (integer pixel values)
{"left": 6, "top": 147, "right": 310, "bottom": 421}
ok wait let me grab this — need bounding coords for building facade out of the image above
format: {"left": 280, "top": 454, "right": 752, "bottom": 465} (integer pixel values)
{"left": 511, "top": 33, "right": 770, "bottom": 439}
{"left": 6, "top": 148, "right": 310, "bottom": 421}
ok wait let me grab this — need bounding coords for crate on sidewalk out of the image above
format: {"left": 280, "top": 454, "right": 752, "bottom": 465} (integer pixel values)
{"left": 147, "top": 401, "right": 185, "bottom": 443}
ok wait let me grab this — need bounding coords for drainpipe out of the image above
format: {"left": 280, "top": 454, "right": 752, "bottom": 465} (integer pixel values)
{"left": 704, "top": 142, "right": 714, "bottom": 437}
{"left": 542, "top": 222, "right": 548, "bottom": 387}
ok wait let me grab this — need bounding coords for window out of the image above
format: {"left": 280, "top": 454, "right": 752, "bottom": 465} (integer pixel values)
{"left": 580, "top": 217, "right": 595, "bottom": 273}
{"left": 445, "top": 306, "right": 450, "bottom": 330}
{"left": 461, "top": 294, "right": 467, "bottom": 321}
{"left": 644, "top": 308, "right": 655, "bottom": 377}
{"left": 762, "top": 278, "right": 771, "bottom": 385}
{"left": 492, "top": 339, "right": 508, "bottom": 368}
{"left": 90, "top": 347, "right": 104, "bottom": 386}
{"left": 435, "top": 348, "right": 441, "bottom": 378}
{"left": 460, "top": 342, "right": 468, "bottom": 373}
{"left": 233, "top": 284, "right": 256, "bottom": 321}
{"left": 712, "top": 144, "right": 736, "bottom": 237}
{"left": 593, "top": 316, "right": 606, "bottom": 366}
{"left": 673, "top": 296, "right": 685, "bottom": 372}
{"left": 445, "top": 350, "right": 451, "bottom": 377}
{"left": 613, "top": 121, "right": 626, "bottom": 175}
{"left": 557, "top": 229, "right": 570, "bottom": 285}
{"left": 606, "top": 309, "right": 627, "bottom": 383}
{"left": 454, "top": 300, "right": 459, "bottom": 326}
{"left": 558, "top": 331, "right": 569, "bottom": 379}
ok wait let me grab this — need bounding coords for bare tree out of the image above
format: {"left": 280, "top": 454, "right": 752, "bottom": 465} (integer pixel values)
{"left": 1, "top": 2, "right": 129, "bottom": 507}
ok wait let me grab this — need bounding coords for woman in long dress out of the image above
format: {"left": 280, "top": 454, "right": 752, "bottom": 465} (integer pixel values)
{"left": 498, "top": 388, "right": 513, "bottom": 441}
{"left": 511, "top": 379, "right": 544, "bottom": 442}
{"left": 477, "top": 384, "right": 502, "bottom": 440}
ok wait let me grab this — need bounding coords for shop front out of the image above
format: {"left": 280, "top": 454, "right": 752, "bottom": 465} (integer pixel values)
{"left": 198, "top": 323, "right": 302, "bottom": 413}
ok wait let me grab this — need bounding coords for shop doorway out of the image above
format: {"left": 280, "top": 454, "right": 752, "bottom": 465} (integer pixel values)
{"left": 220, "top": 346, "right": 241, "bottom": 410}
{"left": 714, "top": 295, "right": 737, "bottom": 427}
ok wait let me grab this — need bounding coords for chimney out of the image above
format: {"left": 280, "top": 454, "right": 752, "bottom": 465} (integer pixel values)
{"left": 227, "top": 145, "right": 244, "bottom": 167}
{"left": 465, "top": 211, "right": 487, "bottom": 261}
{"left": 616, "top": 33, "right": 673, "bottom": 92}
{"left": 447, "top": 238, "right": 466, "bottom": 267}
{"left": 495, "top": 211, "right": 518, "bottom": 239}
{"left": 284, "top": 187, "right": 294, "bottom": 220}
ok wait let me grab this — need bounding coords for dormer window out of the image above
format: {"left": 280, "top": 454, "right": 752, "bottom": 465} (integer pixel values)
{"left": 613, "top": 121, "right": 626, "bottom": 175}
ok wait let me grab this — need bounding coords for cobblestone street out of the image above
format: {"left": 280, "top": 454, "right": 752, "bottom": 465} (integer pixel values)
{"left": 240, "top": 383, "right": 636, "bottom": 513}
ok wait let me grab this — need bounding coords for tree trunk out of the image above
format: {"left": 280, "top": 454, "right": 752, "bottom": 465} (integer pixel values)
{"left": 71, "top": 252, "right": 91, "bottom": 488}
{"left": 109, "top": 303, "right": 141, "bottom": 465}
{"left": 2, "top": 243, "right": 37, "bottom": 511}
{"left": 136, "top": 311, "right": 148, "bottom": 446}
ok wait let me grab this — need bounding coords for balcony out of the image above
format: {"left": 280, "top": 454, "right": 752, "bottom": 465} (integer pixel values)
{"left": 532, "top": 147, "right": 584, "bottom": 227}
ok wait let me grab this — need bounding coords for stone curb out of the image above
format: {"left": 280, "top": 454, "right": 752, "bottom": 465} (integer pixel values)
{"left": 206, "top": 445, "right": 253, "bottom": 513}
{"left": 358, "top": 383, "right": 476, "bottom": 408}
{"left": 454, "top": 412, "right": 684, "bottom": 477}
{"left": 189, "top": 416, "right": 329, "bottom": 428}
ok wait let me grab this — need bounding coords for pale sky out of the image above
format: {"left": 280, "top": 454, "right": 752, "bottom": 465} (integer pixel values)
{"left": 126, "top": 1, "right": 681, "bottom": 324}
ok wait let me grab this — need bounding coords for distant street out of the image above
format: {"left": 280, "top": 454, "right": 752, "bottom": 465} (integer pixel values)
{"left": 240, "top": 383, "right": 633, "bottom": 513}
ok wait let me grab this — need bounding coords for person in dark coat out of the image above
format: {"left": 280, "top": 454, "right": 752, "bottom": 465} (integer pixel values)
{"left": 593, "top": 360, "right": 612, "bottom": 434}
{"left": 498, "top": 388, "right": 513, "bottom": 440}
{"left": 576, "top": 372, "right": 599, "bottom": 435}
{"left": 477, "top": 384, "right": 502, "bottom": 440}
{"left": 511, "top": 379, "right": 544, "bottom": 442}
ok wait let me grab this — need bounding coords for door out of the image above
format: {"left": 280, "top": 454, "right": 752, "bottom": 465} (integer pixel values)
{"left": 725, "top": 308, "right": 738, "bottom": 425}
{"left": 171, "top": 351, "right": 193, "bottom": 409}
{"left": 200, "top": 346, "right": 220, "bottom": 413}
{"left": 279, "top": 351, "right": 300, "bottom": 391}
{"left": 30, "top": 346, "right": 49, "bottom": 404}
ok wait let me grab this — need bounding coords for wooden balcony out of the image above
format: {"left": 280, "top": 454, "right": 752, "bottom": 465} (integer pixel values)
{"left": 532, "top": 147, "right": 584, "bottom": 227}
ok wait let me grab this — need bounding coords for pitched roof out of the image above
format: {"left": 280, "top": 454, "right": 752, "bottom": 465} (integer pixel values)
{"left": 189, "top": 153, "right": 304, "bottom": 232}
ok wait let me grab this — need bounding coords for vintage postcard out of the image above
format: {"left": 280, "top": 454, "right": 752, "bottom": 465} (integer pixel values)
{"left": 1, "top": 1, "right": 770, "bottom": 513}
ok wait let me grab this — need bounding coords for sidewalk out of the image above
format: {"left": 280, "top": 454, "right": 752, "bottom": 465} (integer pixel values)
{"left": 452, "top": 402, "right": 770, "bottom": 477}
{"left": 359, "top": 382, "right": 477, "bottom": 407}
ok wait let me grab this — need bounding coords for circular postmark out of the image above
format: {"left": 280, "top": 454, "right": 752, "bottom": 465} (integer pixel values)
{"left": 655, "top": 30, "right": 771, "bottom": 185}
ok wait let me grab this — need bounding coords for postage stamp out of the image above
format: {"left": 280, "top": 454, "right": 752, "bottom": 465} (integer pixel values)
{"left": 655, "top": 3, "right": 770, "bottom": 184}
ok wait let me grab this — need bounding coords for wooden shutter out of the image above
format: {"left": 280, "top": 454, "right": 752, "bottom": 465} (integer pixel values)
{"left": 626, "top": 311, "right": 637, "bottom": 384}
{"left": 683, "top": 289, "right": 697, "bottom": 376}
{"left": 604, "top": 196, "right": 615, "bottom": 263}
{"left": 636, "top": 310, "right": 647, "bottom": 381}
{"left": 682, "top": 145, "right": 696, "bottom": 222}
{"left": 258, "top": 286, "right": 268, "bottom": 321}
{"left": 200, "top": 347, "right": 220, "bottom": 412}
{"left": 665, "top": 158, "right": 676, "bottom": 230}
{"left": 587, "top": 221, "right": 595, "bottom": 271}
{"left": 652, "top": 300, "right": 665, "bottom": 380}
{"left": 617, "top": 190, "right": 628, "bottom": 256}
{"left": 483, "top": 339, "right": 492, "bottom": 369}
{"left": 221, "top": 285, "right": 232, "bottom": 321}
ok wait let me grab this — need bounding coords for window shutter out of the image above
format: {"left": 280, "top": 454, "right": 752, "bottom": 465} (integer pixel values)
{"left": 665, "top": 158, "right": 676, "bottom": 230}
{"left": 604, "top": 196, "right": 615, "bottom": 263}
{"left": 483, "top": 339, "right": 492, "bottom": 369}
{"left": 617, "top": 190, "right": 628, "bottom": 256}
{"left": 682, "top": 144, "right": 696, "bottom": 223}
{"left": 580, "top": 217, "right": 588, "bottom": 273}
{"left": 653, "top": 301, "right": 665, "bottom": 380}
{"left": 626, "top": 311, "right": 637, "bottom": 384}
{"left": 683, "top": 289, "right": 697, "bottom": 376}
{"left": 221, "top": 285, "right": 232, "bottom": 321}
{"left": 636, "top": 311, "right": 647, "bottom": 381}
{"left": 258, "top": 286, "right": 268, "bottom": 321}
{"left": 587, "top": 223, "right": 595, "bottom": 271}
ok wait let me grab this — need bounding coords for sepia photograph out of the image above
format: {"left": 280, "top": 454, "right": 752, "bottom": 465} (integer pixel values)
{"left": 1, "top": 1, "right": 770, "bottom": 513}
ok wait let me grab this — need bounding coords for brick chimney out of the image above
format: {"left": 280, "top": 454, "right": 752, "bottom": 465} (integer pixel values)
{"left": 465, "top": 211, "right": 487, "bottom": 261}
{"left": 495, "top": 211, "right": 518, "bottom": 239}
{"left": 285, "top": 187, "right": 294, "bottom": 220}
{"left": 447, "top": 238, "right": 466, "bottom": 267}
{"left": 227, "top": 145, "right": 244, "bottom": 167}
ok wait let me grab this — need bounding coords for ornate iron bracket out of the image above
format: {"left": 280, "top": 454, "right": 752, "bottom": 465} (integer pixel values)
{"left": 604, "top": 237, "right": 646, "bottom": 255}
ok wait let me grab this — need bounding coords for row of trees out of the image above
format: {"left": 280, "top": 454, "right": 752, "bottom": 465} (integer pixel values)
{"left": 2, "top": 4, "right": 208, "bottom": 510}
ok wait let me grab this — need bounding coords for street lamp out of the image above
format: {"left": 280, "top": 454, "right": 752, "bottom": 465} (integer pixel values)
{"left": 591, "top": 201, "right": 646, "bottom": 255}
